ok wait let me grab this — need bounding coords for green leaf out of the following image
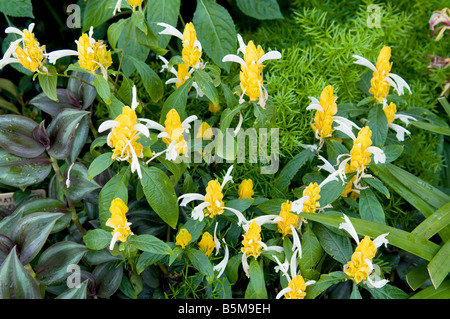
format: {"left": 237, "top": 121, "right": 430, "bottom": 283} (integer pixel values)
{"left": 38, "top": 65, "right": 58, "bottom": 102}
{"left": 411, "top": 121, "right": 450, "bottom": 136}
{"left": 248, "top": 258, "right": 267, "bottom": 298}
{"left": 83, "top": 229, "right": 113, "bottom": 250}
{"left": 35, "top": 241, "right": 88, "bottom": 285}
{"left": 159, "top": 77, "right": 193, "bottom": 122}
{"left": 300, "top": 212, "right": 441, "bottom": 262}
{"left": 82, "top": 0, "right": 117, "bottom": 32}
{"left": 146, "top": 0, "right": 181, "bottom": 48}
{"left": 55, "top": 281, "right": 88, "bottom": 299}
{"left": 0, "top": 0, "right": 34, "bottom": 18}
{"left": 0, "top": 98, "right": 20, "bottom": 114}
{"left": 193, "top": 0, "right": 237, "bottom": 72}
{"left": 98, "top": 167, "right": 131, "bottom": 229}
{"left": 256, "top": 198, "right": 285, "bottom": 215}
{"left": 193, "top": 69, "right": 219, "bottom": 105}
{"left": 140, "top": 165, "right": 179, "bottom": 228}
{"left": 131, "top": 10, "right": 148, "bottom": 35}
{"left": 0, "top": 114, "right": 44, "bottom": 158}
{"left": 427, "top": 240, "right": 450, "bottom": 289}
{"left": 12, "top": 212, "right": 63, "bottom": 265}
{"left": 94, "top": 75, "right": 111, "bottom": 105}
{"left": 361, "top": 177, "right": 390, "bottom": 199}
{"left": 319, "top": 178, "right": 348, "bottom": 207}
{"left": 87, "top": 152, "right": 115, "bottom": 180}
{"left": 409, "top": 280, "right": 450, "bottom": 299}
{"left": 305, "top": 271, "right": 347, "bottom": 299}
{"left": 92, "top": 261, "right": 123, "bottom": 298}
{"left": 363, "top": 283, "right": 408, "bottom": 299}
{"left": 185, "top": 247, "right": 214, "bottom": 283}
{"left": 382, "top": 145, "right": 403, "bottom": 163}
{"left": 47, "top": 109, "right": 90, "bottom": 160}
{"left": 236, "top": 0, "right": 284, "bottom": 20}
{"left": 128, "top": 55, "right": 164, "bottom": 103}
{"left": 359, "top": 188, "right": 386, "bottom": 224}
{"left": 271, "top": 148, "right": 315, "bottom": 197}
{"left": 0, "top": 247, "right": 40, "bottom": 299}
{"left": 313, "top": 223, "right": 353, "bottom": 265}
{"left": 107, "top": 19, "right": 128, "bottom": 50}
{"left": 405, "top": 261, "right": 429, "bottom": 291}
{"left": 136, "top": 251, "right": 166, "bottom": 274}
{"left": 64, "top": 163, "right": 100, "bottom": 202}
{"left": 127, "top": 234, "right": 172, "bottom": 255}
{"left": 350, "top": 282, "right": 362, "bottom": 299}
{"left": 367, "top": 104, "right": 388, "bottom": 147}
{"left": 0, "top": 149, "right": 52, "bottom": 188}
{"left": 412, "top": 203, "right": 450, "bottom": 240}
{"left": 299, "top": 226, "right": 323, "bottom": 272}
{"left": 158, "top": 157, "right": 187, "bottom": 185}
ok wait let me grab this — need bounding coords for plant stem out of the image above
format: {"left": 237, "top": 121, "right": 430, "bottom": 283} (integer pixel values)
{"left": 48, "top": 72, "right": 96, "bottom": 88}
{"left": 50, "top": 156, "right": 86, "bottom": 236}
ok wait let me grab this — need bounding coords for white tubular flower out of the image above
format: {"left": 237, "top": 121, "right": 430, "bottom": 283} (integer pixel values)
{"left": 177, "top": 166, "right": 248, "bottom": 225}
{"left": 273, "top": 249, "right": 316, "bottom": 299}
{"left": 222, "top": 34, "right": 281, "bottom": 109}
{"left": 213, "top": 238, "right": 229, "bottom": 278}
{"left": 339, "top": 214, "right": 389, "bottom": 288}
{"left": 97, "top": 86, "right": 149, "bottom": 179}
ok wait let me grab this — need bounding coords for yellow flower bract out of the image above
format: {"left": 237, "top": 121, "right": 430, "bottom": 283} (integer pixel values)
{"left": 198, "top": 232, "right": 215, "bottom": 257}
{"left": 182, "top": 23, "right": 202, "bottom": 68}
{"left": 284, "top": 275, "right": 307, "bottom": 299}
{"left": 109, "top": 106, "right": 143, "bottom": 162}
{"left": 203, "top": 179, "right": 225, "bottom": 218}
{"left": 369, "top": 46, "right": 392, "bottom": 102}
{"left": 106, "top": 198, "right": 132, "bottom": 243}
{"left": 311, "top": 85, "right": 338, "bottom": 140}
{"left": 15, "top": 29, "right": 45, "bottom": 72}
{"left": 176, "top": 229, "right": 192, "bottom": 249}
{"left": 241, "top": 221, "right": 262, "bottom": 259}
{"left": 302, "top": 182, "right": 321, "bottom": 213}
{"left": 238, "top": 179, "right": 254, "bottom": 199}
{"left": 77, "top": 33, "right": 112, "bottom": 74}
{"left": 349, "top": 126, "right": 373, "bottom": 173}
{"left": 240, "top": 41, "right": 265, "bottom": 101}
{"left": 277, "top": 200, "right": 299, "bottom": 236}
{"left": 163, "top": 109, "right": 188, "bottom": 156}
{"left": 344, "top": 236, "right": 378, "bottom": 283}
{"left": 384, "top": 102, "right": 397, "bottom": 124}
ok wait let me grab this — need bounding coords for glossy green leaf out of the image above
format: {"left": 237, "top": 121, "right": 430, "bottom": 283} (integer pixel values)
{"left": 64, "top": 162, "right": 100, "bottom": 202}
{"left": 35, "top": 241, "right": 88, "bottom": 285}
{"left": 236, "top": 0, "right": 283, "bottom": 20}
{"left": 0, "top": 114, "right": 44, "bottom": 158}
{"left": 313, "top": 223, "right": 353, "bottom": 264}
{"left": 0, "top": 247, "right": 40, "bottom": 299}
{"left": 94, "top": 75, "right": 111, "bottom": 105}
{"left": 305, "top": 271, "right": 347, "bottom": 299}
{"left": 159, "top": 77, "right": 193, "bottom": 122}
{"left": 92, "top": 261, "right": 123, "bottom": 298}
{"left": 82, "top": 0, "right": 116, "bottom": 32}
{"left": 47, "top": 109, "right": 90, "bottom": 160}
{"left": 55, "top": 280, "right": 88, "bottom": 299}
{"left": 0, "top": 0, "right": 34, "bottom": 18}
{"left": 128, "top": 55, "right": 164, "bottom": 103}
{"left": 193, "top": 69, "right": 219, "bottom": 105}
{"left": 140, "top": 165, "right": 179, "bottom": 228}
{"left": 87, "top": 152, "right": 114, "bottom": 180}
{"left": 364, "top": 283, "right": 409, "bottom": 299}
{"left": 127, "top": 234, "right": 172, "bottom": 255}
{"left": 412, "top": 202, "right": 450, "bottom": 240}
{"left": 411, "top": 121, "right": 450, "bottom": 136}
{"left": 38, "top": 65, "right": 58, "bottom": 102}
{"left": 367, "top": 104, "right": 388, "bottom": 147}
{"left": 359, "top": 188, "right": 386, "bottom": 224}
{"left": 146, "top": 0, "right": 180, "bottom": 48}
{"left": 186, "top": 247, "right": 214, "bottom": 283}
{"left": 136, "top": 251, "right": 165, "bottom": 274}
{"left": 0, "top": 149, "right": 51, "bottom": 188}
{"left": 299, "top": 226, "right": 323, "bottom": 272}
{"left": 11, "top": 212, "right": 63, "bottom": 264}
{"left": 409, "top": 280, "right": 450, "bottom": 299}
{"left": 427, "top": 240, "right": 450, "bottom": 289}
{"left": 83, "top": 229, "right": 113, "bottom": 250}
{"left": 193, "top": 0, "right": 237, "bottom": 72}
